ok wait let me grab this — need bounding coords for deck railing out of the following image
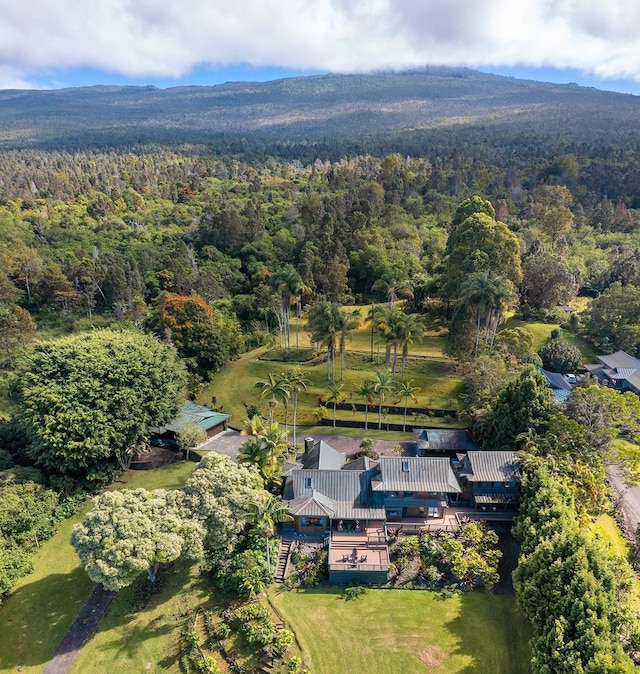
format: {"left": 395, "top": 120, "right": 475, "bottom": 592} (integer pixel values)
{"left": 329, "top": 562, "right": 389, "bottom": 572}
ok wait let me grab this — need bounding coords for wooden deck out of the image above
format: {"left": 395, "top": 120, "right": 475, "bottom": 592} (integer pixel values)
{"left": 328, "top": 521, "right": 389, "bottom": 571}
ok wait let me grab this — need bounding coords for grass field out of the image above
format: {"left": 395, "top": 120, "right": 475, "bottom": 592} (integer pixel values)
{"left": 201, "top": 306, "right": 464, "bottom": 435}
{"left": 0, "top": 461, "right": 197, "bottom": 674}
{"left": 269, "top": 587, "right": 532, "bottom": 674}
{"left": 502, "top": 318, "right": 598, "bottom": 361}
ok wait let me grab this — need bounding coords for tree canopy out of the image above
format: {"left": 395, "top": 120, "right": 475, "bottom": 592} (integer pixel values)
{"left": 17, "top": 329, "right": 187, "bottom": 483}
{"left": 71, "top": 488, "right": 204, "bottom": 590}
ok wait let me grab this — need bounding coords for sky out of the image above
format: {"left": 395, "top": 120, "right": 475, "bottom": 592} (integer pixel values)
{"left": 2, "top": 0, "right": 640, "bottom": 95}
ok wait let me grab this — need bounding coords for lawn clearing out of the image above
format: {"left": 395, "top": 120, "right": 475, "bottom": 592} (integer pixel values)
{"left": 68, "top": 560, "right": 208, "bottom": 674}
{"left": 0, "top": 461, "right": 197, "bottom": 674}
{"left": 269, "top": 587, "right": 531, "bottom": 674}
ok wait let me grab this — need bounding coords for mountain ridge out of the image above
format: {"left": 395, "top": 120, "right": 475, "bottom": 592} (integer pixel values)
{"left": 0, "top": 67, "right": 638, "bottom": 155}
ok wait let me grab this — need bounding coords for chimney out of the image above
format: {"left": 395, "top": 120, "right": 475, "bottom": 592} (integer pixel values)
{"left": 304, "top": 437, "right": 314, "bottom": 455}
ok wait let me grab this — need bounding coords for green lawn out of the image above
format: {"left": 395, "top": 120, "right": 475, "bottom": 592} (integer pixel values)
{"left": 0, "top": 461, "right": 197, "bottom": 674}
{"left": 68, "top": 560, "right": 208, "bottom": 674}
{"left": 269, "top": 587, "right": 532, "bottom": 674}
{"left": 612, "top": 439, "right": 640, "bottom": 485}
{"left": 501, "top": 318, "right": 598, "bottom": 362}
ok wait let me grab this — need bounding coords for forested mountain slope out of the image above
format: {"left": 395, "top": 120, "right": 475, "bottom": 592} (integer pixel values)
{"left": 1, "top": 68, "right": 639, "bottom": 156}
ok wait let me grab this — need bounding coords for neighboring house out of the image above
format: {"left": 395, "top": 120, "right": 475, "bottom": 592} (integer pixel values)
{"left": 151, "top": 401, "right": 231, "bottom": 447}
{"left": 454, "top": 451, "right": 520, "bottom": 512}
{"left": 413, "top": 428, "right": 478, "bottom": 456}
{"left": 539, "top": 367, "right": 574, "bottom": 403}
{"left": 585, "top": 350, "right": 640, "bottom": 395}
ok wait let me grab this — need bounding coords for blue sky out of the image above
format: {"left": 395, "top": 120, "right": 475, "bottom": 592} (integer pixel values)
{"left": 2, "top": 1, "right": 640, "bottom": 96}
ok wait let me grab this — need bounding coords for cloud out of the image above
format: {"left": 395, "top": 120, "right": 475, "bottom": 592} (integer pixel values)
{"left": 1, "top": 0, "right": 640, "bottom": 87}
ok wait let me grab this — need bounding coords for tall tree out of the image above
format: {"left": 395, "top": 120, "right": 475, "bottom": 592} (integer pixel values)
{"left": 371, "top": 370, "right": 396, "bottom": 430}
{"left": 245, "top": 493, "right": 292, "bottom": 575}
{"left": 71, "top": 488, "right": 204, "bottom": 589}
{"left": 287, "top": 368, "right": 309, "bottom": 448}
{"left": 255, "top": 373, "right": 290, "bottom": 426}
{"left": 356, "top": 378, "right": 377, "bottom": 431}
{"left": 326, "top": 383, "right": 346, "bottom": 428}
{"left": 17, "top": 329, "right": 187, "bottom": 483}
{"left": 397, "top": 380, "right": 421, "bottom": 432}
{"left": 491, "top": 366, "right": 553, "bottom": 449}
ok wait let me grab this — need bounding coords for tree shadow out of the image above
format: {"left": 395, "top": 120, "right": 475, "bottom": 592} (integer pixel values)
{"left": 443, "top": 592, "right": 532, "bottom": 674}
{"left": 0, "top": 567, "right": 95, "bottom": 669}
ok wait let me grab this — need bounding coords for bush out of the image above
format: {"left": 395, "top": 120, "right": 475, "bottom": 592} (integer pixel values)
{"left": 538, "top": 334, "right": 582, "bottom": 372}
{"left": 344, "top": 585, "right": 367, "bottom": 600}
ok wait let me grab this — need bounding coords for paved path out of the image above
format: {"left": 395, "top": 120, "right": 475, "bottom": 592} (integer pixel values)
{"left": 607, "top": 463, "right": 640, "bottom": 535}
{"left": 42, "top": 585, "right": 115, "bottom": 674}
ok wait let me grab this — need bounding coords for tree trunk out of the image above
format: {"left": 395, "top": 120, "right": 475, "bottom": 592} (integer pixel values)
{"left": 293, "top": 394, "right": 298, "bottom": 447}
{"left": 265, "top": 536, "right": 271, "bottom": 575}
{"left": 147, "top": 562, "right": 159, "bottom": 586}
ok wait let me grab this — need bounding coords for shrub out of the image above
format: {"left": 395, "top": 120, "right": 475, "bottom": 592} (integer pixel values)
{"left": 344, "top": 585, "right": 367, "bottom": 600}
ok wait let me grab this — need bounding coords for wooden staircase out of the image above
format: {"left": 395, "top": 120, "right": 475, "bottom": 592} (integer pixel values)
{"left": 274, "top": 539, "right": 293, "bottom": 583}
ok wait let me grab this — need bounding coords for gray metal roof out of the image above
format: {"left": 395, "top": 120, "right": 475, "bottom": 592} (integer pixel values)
{"left": 300, "top": 440, "right": 346, "bottom": 470}
{"left": 287, "top": 490, "right": 336, "bottom": 517}
{"left": 342, "top": 456, "right": 379, "bottom": 471}
{"left": 373, "top": 457, "right": 461, "bottom": 493}
{"left": 286, "top": 469, "right": 385, "bottom": 520}
{"left": 413, "top": 428, "right": 478, "bottom": 451}
{"left": 587, "top": 351, "right": 640, "bottom": 394}
{"left": 460, "top": 451, "right": 520, "bottom": 483}
{"left": 540, "top": 368, "right": 573, "bottom": 391}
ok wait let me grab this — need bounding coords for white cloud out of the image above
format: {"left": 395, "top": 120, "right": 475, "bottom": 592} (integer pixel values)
{"left": 1, "top": 0, "right": 640, "bottom": 87}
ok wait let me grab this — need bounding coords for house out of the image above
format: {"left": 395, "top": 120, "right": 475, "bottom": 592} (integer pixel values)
{"left": 454, "top": 451, "right": 520, "bottom": 512}
{"left": 282, "top": 442, "right": 463, "bottom": 583}
{"left": 371, "top": 456, "right": 461, "bottom": 522}
{"left": 413, "top": 428, "right": 477, "bottom": 456}
{"left": 585, "top": 350, "right": 640, "bottom": 395}
{"left": 539, "top": 368, "right": 574, "bottom": 403}
{"left": 151, "top": 401, "right": 231, "bottom": 447}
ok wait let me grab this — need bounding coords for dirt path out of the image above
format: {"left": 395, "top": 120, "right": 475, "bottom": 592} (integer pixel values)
{"left": 42, "top": 584, "right": 115, "bottom": 674}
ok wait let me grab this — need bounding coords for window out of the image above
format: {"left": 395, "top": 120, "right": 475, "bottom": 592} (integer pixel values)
{"left": 304, "top": 477, "right": 312, "bottom": 489}
{"left": 300, "top": 517, "right": 324, "bottom": 527}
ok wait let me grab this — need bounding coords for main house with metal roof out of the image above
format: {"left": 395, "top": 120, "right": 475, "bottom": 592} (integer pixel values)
{"left": 282, "top": 440, "right": 465, "bottom": 582}
{"left": 585, "top": 350, "right": 640, "bottom": 395}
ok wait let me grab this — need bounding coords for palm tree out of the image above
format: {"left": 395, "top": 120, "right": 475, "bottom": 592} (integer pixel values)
{"left": 255, "top": 373, "right": 290, "bottom": 425}
{"left": 371, "top": 370, "right": 395, "bottom": 430}
{"left": 272, "top": 265, "right": 304, "bottom": 355}
{"left": 326, "top": 383, "right": 346, "bottom": 427}
{"left": 337, "top": 308, "right": 360, "bottom": 381}
{"left": 246, "top": 493, "right": 293, "bottom": 576}
{"left": 395, "top": 313, "right": 426, "bottom": 381}
{"left": 459, "top": 271, "right": 496, "bottom": 356}
{"left": 242, "top": 414, "right": 267, "bottom": 439}
{"left": 397, "top": 380, "right": 421, "bottom": 432}
{"left": 287, "top": 368, "right": 309, "bottom": 448}
{"left": 237, "top": 437, "right": 271, "bottom": 474}
{"left": 356, "top": 378, "right": 377, "bottom": 431}
{"left": 487, "top": 277, "right": 516, "bottom": 347}
{"left": 372, "top": 271, "right": 414, "bottom": 309}
{"left": 307, "top": 300, "right": 341, "bottom": 382}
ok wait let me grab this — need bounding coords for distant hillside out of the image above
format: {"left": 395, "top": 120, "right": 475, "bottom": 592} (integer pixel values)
{"left": 1, "top": 67, "right": 639, "bottom": 157}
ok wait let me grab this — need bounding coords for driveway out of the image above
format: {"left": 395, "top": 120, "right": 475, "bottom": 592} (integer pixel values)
{"left": 196, "top": 431, "right": 415, "bottom": 462}
{"left": 607, "top": 464, "right": 640, "bottom": 535}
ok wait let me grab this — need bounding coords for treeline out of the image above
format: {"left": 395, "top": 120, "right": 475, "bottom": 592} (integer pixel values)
{"left": 514, "top": 468, "right": 638, "bottom": 673}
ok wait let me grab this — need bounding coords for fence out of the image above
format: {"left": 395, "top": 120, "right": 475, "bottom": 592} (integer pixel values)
{"left": 318, "top": 418, "right": 459, "bottom": 432}
{"left": 319, "top": 400, "right": 458, "bottom": 418}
